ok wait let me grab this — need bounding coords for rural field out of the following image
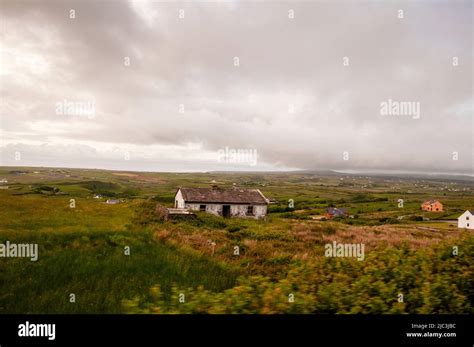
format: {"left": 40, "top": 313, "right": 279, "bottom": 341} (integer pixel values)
{"left": 0, "top": 166, "right": 473, "bottom": 314}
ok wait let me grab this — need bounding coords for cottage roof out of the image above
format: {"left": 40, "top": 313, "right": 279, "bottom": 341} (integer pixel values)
{"left": 178, "top": 187, "right": 268, "bottom": 204}
{"left": 458, "top": 210, "right": 474, "bottom": 219}
{"left": 423, "top": 199, "right": 441, "bottom": 204}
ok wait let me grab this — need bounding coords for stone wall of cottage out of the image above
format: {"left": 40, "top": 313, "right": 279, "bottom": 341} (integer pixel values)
{"left": 184, "top": 203, "right": 267, "bottom": 219}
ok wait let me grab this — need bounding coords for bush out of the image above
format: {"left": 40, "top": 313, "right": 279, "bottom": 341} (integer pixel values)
{"left": 151, "top": 195, "right": 175, "bottom": 204}
{"left": 33, "top": 185, "right": 61, "bottom": 194}
{"left": 80, "top": 180, "right": 120, "bottom": 194}
{"left": 227, "top": 226, "right": 241, "bottom": 233}
{"left": 132, "top": 201, "right": 166, "bottom": 226}
{"left": 322, "top": 224, "right": 336, "bottom": 235}
{"left": 407, "top": 215, "right": 424, "bottom": 222}
{"left": 124, "top": 234, "right": 474, "bottom": 314}
{"left": 378, "top": 217, "right": 400, "bottom": 224}
{"left": 180, "top": 212, "right": 227, "bottom": 229}
{"left": 268, "top": 206, "right": 295, "bottom": 213}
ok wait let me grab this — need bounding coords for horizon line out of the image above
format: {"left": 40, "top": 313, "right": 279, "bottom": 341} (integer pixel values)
{"left": 0, "top": 164, "right": 473, "bottom": 179}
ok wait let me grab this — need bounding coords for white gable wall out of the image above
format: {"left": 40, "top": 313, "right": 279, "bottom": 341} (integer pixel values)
{"left": 458, "top": 211, "right": 474, "bottom": 229}
{"left": 175, "top": 189, "right": 185, "bottom": 208}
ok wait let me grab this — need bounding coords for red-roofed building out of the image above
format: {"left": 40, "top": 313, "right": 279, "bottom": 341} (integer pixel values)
{"left": 421, "top": 200, "right": 443, "bottom": 212}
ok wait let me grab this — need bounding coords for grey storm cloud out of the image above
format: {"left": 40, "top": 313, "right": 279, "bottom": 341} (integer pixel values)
{"left": 0, "top": 0, "right": 472, "bottom": 173}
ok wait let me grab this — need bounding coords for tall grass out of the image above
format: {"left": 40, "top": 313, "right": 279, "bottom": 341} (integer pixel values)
{"left": 0, "top": 230, "right": 238, "bottom": 313}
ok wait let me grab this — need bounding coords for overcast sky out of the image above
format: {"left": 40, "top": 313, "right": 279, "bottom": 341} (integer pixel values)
{"left": 0, "top": 0, "right": 472, "bottom": 173}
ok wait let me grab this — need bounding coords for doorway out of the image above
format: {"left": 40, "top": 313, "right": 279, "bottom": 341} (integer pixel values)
{"left": 222, "top": 205, "right": 231, "bottom": 218}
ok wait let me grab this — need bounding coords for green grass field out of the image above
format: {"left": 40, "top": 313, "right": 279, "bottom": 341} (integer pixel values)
{"left": 0, "top": 230, "right": 237, "bottom": 313}
{"left": 0, "top": 167, "right": 473, "bottom": 313}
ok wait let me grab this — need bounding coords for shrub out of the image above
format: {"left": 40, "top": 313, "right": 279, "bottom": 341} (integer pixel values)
{"left": 180, "top": 212, "right": 227, "bottom": 229}
{"left": 33, "top": 185, "right": 61, "bottom": 194}
{"left": 378, "top": 217, "right": 400, "bottom": 224}
{"left": 322, "top": 224, "right": 336, "bottom": 235}
{"left": 124, "top": 234, "right": 474, "bottom": 314}
{"left": 132, "top": 201, "right": 166, "bottom": 226}
{"left": 264, "top": 255, "right": 292, "bottom": 266}
{"left": 227, "top": 226, "right": 241, "bottom": 233}
{"left": 80, "top": 180, "right": 120, "bottom": 193}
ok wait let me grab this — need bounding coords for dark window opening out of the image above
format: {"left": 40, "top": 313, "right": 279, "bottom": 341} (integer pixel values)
{"left": 199, "top": 205, "right": 206, "bottom": 211}
{"left": 247, "top": 206, "right": 254, "bottom": 215}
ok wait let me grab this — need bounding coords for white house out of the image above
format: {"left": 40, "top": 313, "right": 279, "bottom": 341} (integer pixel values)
{"left": 458, "top": 210, "right": 474, "bottom": 230}
{"left": 174, "top": 186, "right": 268, "bottom": 219}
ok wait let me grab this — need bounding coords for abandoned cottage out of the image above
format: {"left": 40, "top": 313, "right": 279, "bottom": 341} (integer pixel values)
{"left": 174, "top": 186, "right": 268, "bottom": 219}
